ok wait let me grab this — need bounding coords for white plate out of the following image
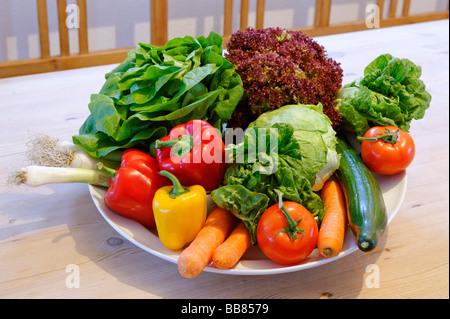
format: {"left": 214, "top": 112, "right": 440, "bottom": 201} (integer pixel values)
{"left": 89, "top": 170, "right": 407, "bottom": 275}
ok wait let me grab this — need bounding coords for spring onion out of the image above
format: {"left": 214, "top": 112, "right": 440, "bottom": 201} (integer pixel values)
{"left": 9, "top": 165, "right": 110, "bottom": 188}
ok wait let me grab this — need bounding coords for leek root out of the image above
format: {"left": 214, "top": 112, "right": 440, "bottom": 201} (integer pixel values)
{"left": 25, "top": 133, "right": 120, "bottom": 169}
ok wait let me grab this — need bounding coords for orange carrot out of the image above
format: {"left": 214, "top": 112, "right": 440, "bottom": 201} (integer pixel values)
{"left": 212, "top": 221, "right": 252, "bottom": 269}
{"left": 177, "top": 206, "right": 237, "bottom": 278}
{"left": 318, "top": 179, "right": 347, "bottom": 258}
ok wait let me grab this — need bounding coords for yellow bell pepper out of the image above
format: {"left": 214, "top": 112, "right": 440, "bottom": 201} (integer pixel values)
{"left": 153, "top": 170, "right": 207, "bottom": 250}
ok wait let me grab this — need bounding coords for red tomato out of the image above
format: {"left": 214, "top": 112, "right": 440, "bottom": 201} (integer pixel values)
{"left": 360, "top": 126, "right": 415, "bottom": 175}
{"left": 256, "top": 199, "right": 318, "bottom": 265}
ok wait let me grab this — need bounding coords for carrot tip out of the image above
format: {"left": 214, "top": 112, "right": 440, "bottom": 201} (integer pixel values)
{"left": 322, "top": 248, "right": 334, "bottom": 257}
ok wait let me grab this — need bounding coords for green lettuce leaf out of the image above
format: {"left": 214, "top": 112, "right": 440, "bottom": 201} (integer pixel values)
{"left": 211, "top": 185, "right": 269, "bottom": 245}
{"left": 334, "top": 53, "right": 432, "bottom": 136}
{"left": 247, "top": 103, "right": 340, "bottom": 191}
{"left": 73, "top": 32, "right": 243, "bottom": 158}
{"left": 213, "top": 122, "right": 325, "bottom": 243}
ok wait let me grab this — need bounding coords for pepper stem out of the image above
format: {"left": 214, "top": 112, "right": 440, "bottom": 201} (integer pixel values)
{"left": 159, "top": 170, "right": 190, "bottom": 199}
{"left": 357, "top": 128, "right": 399, "bottom": 144}
{"left": 155, "top": 135, "right": 193, "bottom": 157}
{"left": 273, "top": 189, "right": 305, "bottom": 240}
{"left": 96, "top": 162, "right": 117, "bottom": 178}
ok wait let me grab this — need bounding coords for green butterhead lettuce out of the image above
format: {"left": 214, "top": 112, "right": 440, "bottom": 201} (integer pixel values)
{"left": 333, "top": 54, "right": 432, "bottom": 136}
{"left": 211, "top": 122, "right": 326, "bottom": 244}
{"left": 73, "top": 32, "right": 243, "bottom": 158}
{"left": 247, "top": 103, "right": 340, "bottom": 191}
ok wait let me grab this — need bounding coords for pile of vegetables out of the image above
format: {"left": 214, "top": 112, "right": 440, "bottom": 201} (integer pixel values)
{"left": 11, "top": 27, "right": 432, "bottom": 278}
{"left": 212, "top": 103, "right": 340, "bottom": 244}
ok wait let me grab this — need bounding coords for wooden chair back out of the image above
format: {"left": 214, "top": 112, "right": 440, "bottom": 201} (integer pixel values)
{"left": 0, "top": 0, "right": 448, "bottom": 78}
{"left": 223, "top": 0, "right": 266, "bottom": 43}
{"left": 0, "top": 0, "right": 168, "bottom": 79}
{"left": 298, "top": 0, "right": 449, "bottom": 37}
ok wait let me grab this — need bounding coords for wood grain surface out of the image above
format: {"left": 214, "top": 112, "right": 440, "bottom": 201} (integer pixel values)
{"left": 0, "top": 20, "right": 448, "bottom": 299}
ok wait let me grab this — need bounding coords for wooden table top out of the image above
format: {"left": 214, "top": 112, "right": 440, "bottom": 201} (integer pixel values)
{"left": 0, "top": 20, "right": 448, "bottom": 299}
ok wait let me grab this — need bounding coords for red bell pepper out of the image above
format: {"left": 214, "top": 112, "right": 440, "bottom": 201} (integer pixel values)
{"left": 98, "top": 148, "right": 170, "bottom": 228}
{"left": 155, "top": 119, "right": 226, "bottom": 191}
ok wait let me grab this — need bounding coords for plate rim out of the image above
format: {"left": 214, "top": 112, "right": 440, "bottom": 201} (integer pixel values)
{"left": 88, "top": 171, "right": 407, "bottom": 276}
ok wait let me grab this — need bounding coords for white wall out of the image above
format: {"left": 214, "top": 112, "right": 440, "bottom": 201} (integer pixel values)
{"left": 0, "top": 0, "right": 447, "bottom": 62}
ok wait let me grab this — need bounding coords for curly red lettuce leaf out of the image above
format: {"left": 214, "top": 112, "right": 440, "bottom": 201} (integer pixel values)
{"left": 225, "top": 27, "right": 343, "bottom": 129}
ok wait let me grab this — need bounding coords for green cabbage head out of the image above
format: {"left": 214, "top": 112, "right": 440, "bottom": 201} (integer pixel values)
{"left": 248, "top": 103, "right": 340, "bottom": 192}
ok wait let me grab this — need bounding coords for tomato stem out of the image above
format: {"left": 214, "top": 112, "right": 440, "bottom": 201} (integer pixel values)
{"left": 273, "top": 189, "right": 305, "bottom": 240}
{"left": 357, "top": 127, "right": 399, "bottom": 144}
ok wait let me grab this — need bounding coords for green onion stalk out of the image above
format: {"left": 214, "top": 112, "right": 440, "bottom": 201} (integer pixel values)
{"left": 9, "top": 165, "right": 110, "bottom": 188}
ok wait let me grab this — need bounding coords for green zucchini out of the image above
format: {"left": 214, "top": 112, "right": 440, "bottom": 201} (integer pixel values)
{"left": 335, "top": 136, "right": 387, "bottom": 252}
